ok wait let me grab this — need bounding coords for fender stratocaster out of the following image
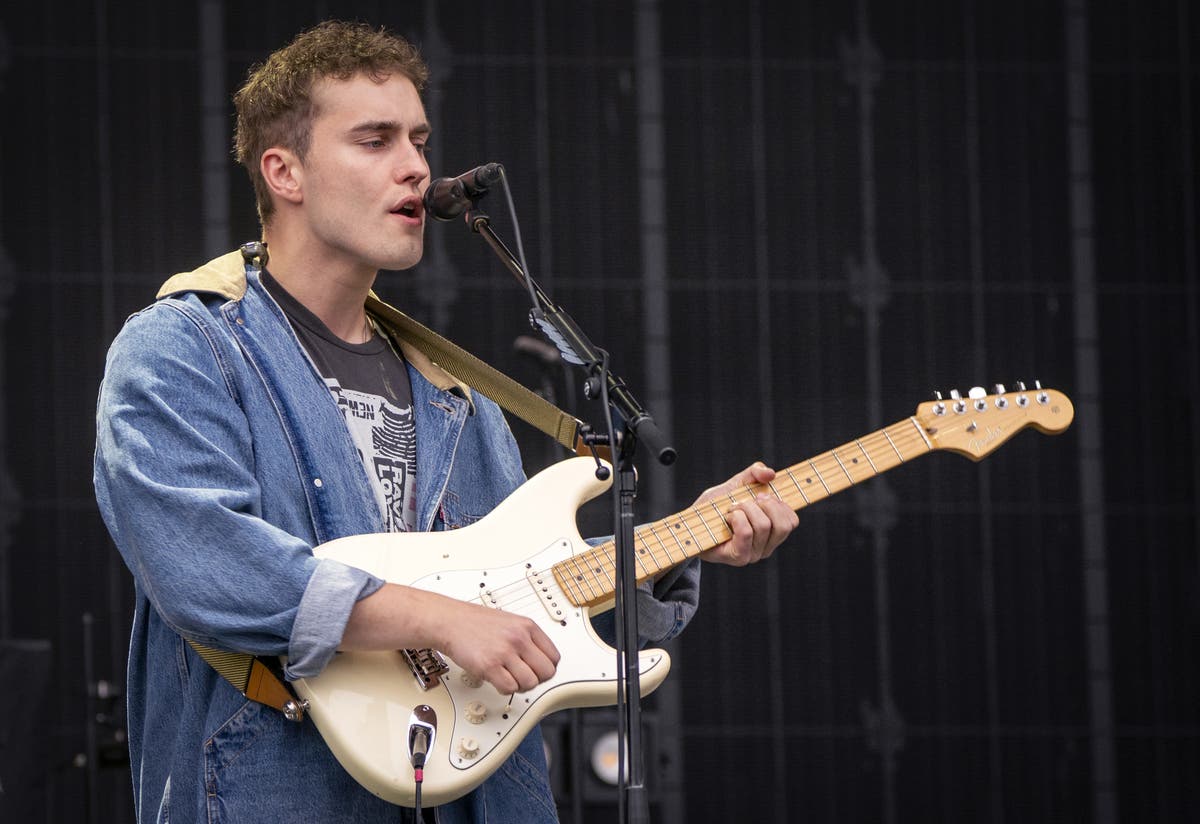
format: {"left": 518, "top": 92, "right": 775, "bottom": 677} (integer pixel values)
{"left": 293, "top": 385, "right": 1073, "bottom": 806}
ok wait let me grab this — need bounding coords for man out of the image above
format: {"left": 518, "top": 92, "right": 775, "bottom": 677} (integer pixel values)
{"left": 94, "top": 21, "right": 797, "bottom": 823}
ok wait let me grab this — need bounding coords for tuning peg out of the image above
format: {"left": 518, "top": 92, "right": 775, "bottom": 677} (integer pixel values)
{"left": 1015, "top": 380, "right": 1027, "bottom": 391}
{"left": 949, "top": 389, "right": 961, "bottom": 400}
{"left": 1034, "top": 379, "right": 1042, "bottom": 389}
{"left": 994, "top": 383, "right": 1006, "bottom": 394}
{"left": 933, "top": 390, "right": 943, "bottom": 400}
{"left": 968, "top": 386, "right": 986, "bottom": 399}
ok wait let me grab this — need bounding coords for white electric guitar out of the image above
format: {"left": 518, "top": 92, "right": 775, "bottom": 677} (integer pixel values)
{"left": 293, "top": 385, "right": 1073, "bottom": 806}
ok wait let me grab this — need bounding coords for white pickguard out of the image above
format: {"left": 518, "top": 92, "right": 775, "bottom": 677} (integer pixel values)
{"left": 291, "top": 457, "right": 671, "bottom": 807}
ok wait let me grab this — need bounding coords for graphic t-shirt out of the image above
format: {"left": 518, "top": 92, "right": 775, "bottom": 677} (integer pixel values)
{"left": 263, "top": 270, "right": 417, "bottom": 533}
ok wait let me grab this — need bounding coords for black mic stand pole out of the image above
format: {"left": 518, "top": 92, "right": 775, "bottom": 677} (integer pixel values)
{"left": 462, "top": 205, "right": 674, "bottom": 824}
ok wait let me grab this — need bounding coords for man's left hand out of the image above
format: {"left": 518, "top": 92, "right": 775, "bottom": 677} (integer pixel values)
{"left": 693, "top": 462, "right": 799, "bottom": 566}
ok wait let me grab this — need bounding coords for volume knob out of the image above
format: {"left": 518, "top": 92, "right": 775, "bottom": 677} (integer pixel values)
{"left": 465, "top": 701, "right": 488, "bottom": 724}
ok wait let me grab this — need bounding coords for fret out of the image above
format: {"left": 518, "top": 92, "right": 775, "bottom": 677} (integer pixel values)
{"left": 815, "top": 453, "right": 856, "bottom": 493}
{"left": 855, "top": 438, "right": 879, "bottom": 473}
{"left": 785, "top": 469, "right": 811, "bottom": 504}
{"left": 631, "top": 528, "right": 655, "bottom": 577}
{"left": 675, "top": 515, "right": 703, "bottom": 555}
{"left": 552, "top": 561, "right": 585, "bottom": 605}
{"left": 700, "top": 506, "right": 729, "bottom": 551}
{"left": 808, "top": 460, "right": 832, "bottom": 494}
{"left": 650, "top": 524, "right": 675, "bottom": 565}
{"left": 633, "top": 528, "right": 665, "bottom": 574}
{"left": 836, "top": 445, "right": 877, "bottom": 483}
{"left": 882, "top": 429, "right": 904, "bottom": 461}
{"left": 831, "top": 450, "right": 854, "bottom": 483}
{"left": 611, "top": 536, "right": 652, "bottom": 582}
{"left": 708, "top": 500, "right": 729, "bottom": 528}
{"left": 693, "top": 509, "right": 720, "bottom": 546}
{"left": 662, "top": 519, "right": 690, "bottom": 562}
{"left": 585, "top": 548, "right": 615, "bottom": 591}
{"left": 565, "top": 554, "right": 599, "bottom": 603}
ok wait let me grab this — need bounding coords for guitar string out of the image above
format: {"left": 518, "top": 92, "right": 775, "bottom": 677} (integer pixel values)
{"left": 479, "top": 416, "right": 951, "bottom": 613}
{"left": 518, "top": 392, "right": 1046, "bottom": 606}
{"left": 489, "top": 395, "right": 1046, "bottom": 614}
{"left": 503, "top": 417, "right": 943, "bottom": 603}
{"left": 525, "top": 395, "right": 1042, "bottom": 604}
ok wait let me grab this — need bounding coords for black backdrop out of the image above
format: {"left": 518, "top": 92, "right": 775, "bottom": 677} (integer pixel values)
{"left": 0, "top": 1, "right": 1196, "bottom": 822}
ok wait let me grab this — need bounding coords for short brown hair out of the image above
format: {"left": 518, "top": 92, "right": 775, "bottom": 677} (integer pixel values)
{"left": 233, "top": 20, "right": 429, "bottom": 226}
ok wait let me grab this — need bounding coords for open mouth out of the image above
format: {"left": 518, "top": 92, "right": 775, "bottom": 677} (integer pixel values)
{"left": 392, "top": 197, "right": 422, "bottom": 219}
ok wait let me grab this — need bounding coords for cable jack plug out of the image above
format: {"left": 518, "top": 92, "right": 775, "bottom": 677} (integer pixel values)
{"left": 410, "top": 725, "right": 430, "bottom": 772}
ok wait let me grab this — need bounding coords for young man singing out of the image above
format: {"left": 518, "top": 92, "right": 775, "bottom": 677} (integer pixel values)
{"left": 94, "top": 21, "right": 797, "bottom": 823}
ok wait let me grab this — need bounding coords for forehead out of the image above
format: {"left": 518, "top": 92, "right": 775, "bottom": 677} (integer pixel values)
{"left": 309, "top": 72, "right": 426, "bottom": 128}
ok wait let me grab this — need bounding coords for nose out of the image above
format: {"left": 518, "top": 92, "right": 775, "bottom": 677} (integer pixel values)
{"left": 396, "top": 142, "right": 429, "bottom": 188}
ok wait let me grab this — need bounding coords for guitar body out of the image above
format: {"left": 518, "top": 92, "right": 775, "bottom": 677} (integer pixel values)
{"left": 292, "top": 457, "right": 670, "bottom": 807}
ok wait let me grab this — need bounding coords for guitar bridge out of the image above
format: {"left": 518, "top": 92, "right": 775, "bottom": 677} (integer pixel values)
{"left": 400, "top": 647, "right": 450, "bottom": 691}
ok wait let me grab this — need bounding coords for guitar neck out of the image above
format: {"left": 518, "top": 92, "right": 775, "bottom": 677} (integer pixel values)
{"left": 553, "top": 416, "right": 934, "bottom": 608}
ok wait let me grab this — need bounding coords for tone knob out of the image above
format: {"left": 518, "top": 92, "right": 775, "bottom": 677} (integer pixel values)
{"left": 459, "top": 737, "right": 480, "bottom": 759}
{"left": 465, "top": 701, "right": 488, "bottom": 724}
{"left": 460, "top": 671, "right": 483, "bottom": 689}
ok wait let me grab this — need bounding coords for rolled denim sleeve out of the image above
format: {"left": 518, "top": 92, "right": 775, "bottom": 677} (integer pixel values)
{"left": 284, "top": 561, "right": 383, "bottom": 679}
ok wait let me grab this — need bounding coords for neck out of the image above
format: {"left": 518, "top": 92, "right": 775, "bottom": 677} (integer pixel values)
{"left": 261, "top": 228, "right": 377, "bottom": 343}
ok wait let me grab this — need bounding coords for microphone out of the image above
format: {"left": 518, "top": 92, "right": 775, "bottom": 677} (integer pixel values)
{"left": 424, "top": 162, "right": 505, "bottom": 221}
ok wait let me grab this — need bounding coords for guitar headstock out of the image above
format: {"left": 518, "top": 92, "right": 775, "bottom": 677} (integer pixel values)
{"left": 915, "top": 382, "right": 1074, "bottom": 461}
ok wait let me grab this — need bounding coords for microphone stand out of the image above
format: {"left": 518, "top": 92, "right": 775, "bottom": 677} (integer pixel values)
{"left": 460, "top": 202, "right": 674, "bottom": 824}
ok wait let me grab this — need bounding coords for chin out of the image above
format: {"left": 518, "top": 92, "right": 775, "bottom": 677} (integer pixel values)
{"left": 377, "top": 246, "right": 424, "bottom": 272}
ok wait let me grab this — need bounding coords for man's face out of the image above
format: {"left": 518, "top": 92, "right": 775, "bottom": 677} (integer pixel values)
{"left": 293, "top": 72, "right": 431, "bottom": 275}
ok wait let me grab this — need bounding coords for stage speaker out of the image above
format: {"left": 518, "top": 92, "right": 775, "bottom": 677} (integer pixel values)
{"left": 541, "top": 707, "right": 664, "bottom": 823}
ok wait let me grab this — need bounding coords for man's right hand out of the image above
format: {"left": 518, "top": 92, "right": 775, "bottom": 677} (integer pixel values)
{"left": 436, "top": 599, "right": 560, "bottom": 694}
{"left": 340, "top": 583, "right": 560, "bottom": 695}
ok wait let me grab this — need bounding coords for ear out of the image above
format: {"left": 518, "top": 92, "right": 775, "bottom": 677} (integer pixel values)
{"left": 260, "top": 147, "right": 304, "bottom": 208}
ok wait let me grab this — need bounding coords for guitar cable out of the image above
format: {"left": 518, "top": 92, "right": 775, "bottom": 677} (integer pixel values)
{"left": 410, "top": 727, "right": 430, "bottom": 820}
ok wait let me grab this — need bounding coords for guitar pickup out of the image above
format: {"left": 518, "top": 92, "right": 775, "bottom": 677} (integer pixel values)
{"left": 526, "top": 569, "right": 569, "bottom": 626}
{"left": 400, "top": 647, "right": 450, "bottom": 691}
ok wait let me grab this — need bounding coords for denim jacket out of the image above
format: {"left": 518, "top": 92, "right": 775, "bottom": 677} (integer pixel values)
{"left": 94, "top": 250, "right": 700, "bottom": 823}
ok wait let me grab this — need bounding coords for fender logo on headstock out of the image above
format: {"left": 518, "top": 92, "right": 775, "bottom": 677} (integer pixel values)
{"left": 968, "top": 424, "right": 1006, "bottom": 453}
